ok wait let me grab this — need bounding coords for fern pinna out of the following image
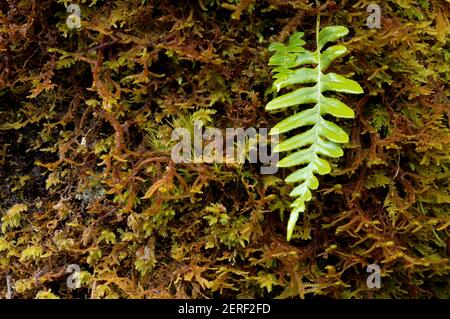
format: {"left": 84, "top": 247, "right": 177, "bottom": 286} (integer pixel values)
{"left": 266, "top": 18, "right": 364, "bottom": 241}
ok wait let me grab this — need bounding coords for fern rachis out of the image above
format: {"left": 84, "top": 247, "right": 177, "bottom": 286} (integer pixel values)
{"left": 266, "top": 17, "right": 364, "bottom": 241}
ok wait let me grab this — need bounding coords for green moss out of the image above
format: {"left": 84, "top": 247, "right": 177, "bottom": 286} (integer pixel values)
{"left": 0, "top": 0, "right": 449, "bottom": 299}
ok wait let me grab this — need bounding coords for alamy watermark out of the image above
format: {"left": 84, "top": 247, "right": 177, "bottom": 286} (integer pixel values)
{"left": 66, "top": 4, "right": 81, "bottom": 29}
{"left": 367, "top": 4, "right": 381, "bottom": 29}
{"left": 66, "top": 3, "right": 381, "bottom": 31}
{"left": 67, "top": 264, "right": 81, "bottom": 289}
{"left": 366, "top": 264, "right": 381, "bottom": 289}
{"left": 170, "top": 121, "right": 279, "bottom": 174}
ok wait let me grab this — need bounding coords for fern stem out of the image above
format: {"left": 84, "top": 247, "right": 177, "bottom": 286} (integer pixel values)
{"left": 313, "top": 14, "right": 322, "bottom": 160}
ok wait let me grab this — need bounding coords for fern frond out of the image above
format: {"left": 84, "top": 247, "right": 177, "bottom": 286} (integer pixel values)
{"left": 266, "top": 17, "right": 364, "bottom": 241}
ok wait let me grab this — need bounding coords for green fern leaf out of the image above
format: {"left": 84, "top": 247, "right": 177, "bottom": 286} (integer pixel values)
{"left": 266, "top": 18, "right": 364, "bottom": 241}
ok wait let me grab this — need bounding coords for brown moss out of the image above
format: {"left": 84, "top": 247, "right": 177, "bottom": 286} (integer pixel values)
{"left": 0, "top": 0, "right": 449, "bottom": 298}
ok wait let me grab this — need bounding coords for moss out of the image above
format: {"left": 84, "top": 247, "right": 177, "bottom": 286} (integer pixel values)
{"left": 0, "top": 0, "right": 449, "bottom": 298}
